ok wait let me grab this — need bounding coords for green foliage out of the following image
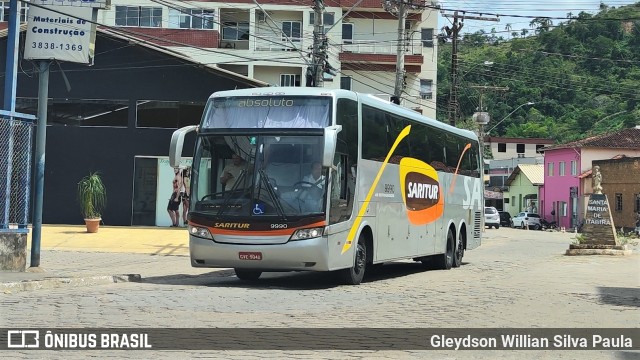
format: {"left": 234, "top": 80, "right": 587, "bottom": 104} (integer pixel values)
{"left": 77, "top": 171, "right": 107, "bottom": 219}
{"left": 572, "top": 234, "right": 586, "bottom": 245}
{"left": 438, "top": 3, "right": 640, "bottom": 143}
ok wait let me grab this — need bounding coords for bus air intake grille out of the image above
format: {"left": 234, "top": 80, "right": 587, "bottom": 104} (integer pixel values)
{"left": 473, "top": 211, "right": 482, "bottom": 239}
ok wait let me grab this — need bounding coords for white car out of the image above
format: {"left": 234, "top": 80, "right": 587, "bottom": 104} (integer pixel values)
{"left": 484, "top": 207, "right": 500, "bottom": 229}
{"left": 511, "top": 212, "right": 542, "bottom": 230}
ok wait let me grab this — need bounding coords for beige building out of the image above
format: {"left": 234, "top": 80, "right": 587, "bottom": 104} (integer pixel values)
{"left": 485, "top": 136, "right": 554, "bottom": 161}
{"left": 93, "top": 0, "right": 439, "bottom": 117}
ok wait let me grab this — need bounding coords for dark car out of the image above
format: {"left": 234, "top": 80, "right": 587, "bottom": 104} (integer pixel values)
{"left": 498, "top": 211, "right": 512, "bottom": 227}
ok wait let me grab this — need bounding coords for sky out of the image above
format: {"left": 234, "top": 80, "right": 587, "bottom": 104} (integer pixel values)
{"left": 438, "top": 0, "right": 639, "bottom": 37}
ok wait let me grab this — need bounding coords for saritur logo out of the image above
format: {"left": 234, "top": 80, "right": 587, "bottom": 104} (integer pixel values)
{"left": 399, "top": 158, "right": 443, "bottom": 225}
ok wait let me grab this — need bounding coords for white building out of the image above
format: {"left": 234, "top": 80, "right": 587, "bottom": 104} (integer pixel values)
{"left": 93, "top": 0, "right": 439, "bottom": 117}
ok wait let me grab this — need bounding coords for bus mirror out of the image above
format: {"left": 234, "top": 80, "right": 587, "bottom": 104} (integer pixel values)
{"left": 322, "top": 125, "right": 342, "bottom": 167}
{"left": 169, "top": 125, "right": 197, "bottom": 168}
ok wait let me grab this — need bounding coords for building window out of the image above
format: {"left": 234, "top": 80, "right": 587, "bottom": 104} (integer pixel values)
{"left": 168, "top": 9, "right": 214, "bottom": 29}
{"left": 282, "top": 21, "right": 302, "bottom": 41}
{"left": 222, "top": 22, "right": 250, "bottom": 40}
{"left": 342, "top": 23, "right": 353, "bottom": 44}
{"left": 421, "top": 28, "right": 433, "bottom": 47}
{"left": 136, "top": 100, "right": 205, "bottom": 128}
{"left": 340, "top": 76, "right": 351, "bottom": 90}
{"left": 419, "top": 79, "right": 432, "bottom": 99}
{"left": 570, "top": 160, "right": 577, "bottom": 176}
{"left": 1, "top": 1, "right": 29, "bottom": 22}
{"left": 280, "top": 74, "right": 301, "bottom": 87}
{"left": 516, "top": 143, "right": 525, "bottom": 153}
{"left": 17, "top": 98, "right": 130, "bottom": 127}
{"left": 536, "top": 144, "right": 544, "bottom": 153}
{"left": 548, "top": 162, "right": 554, "bottom": 176}
{"left": 115, "top": 6, "right": 162, "bottom": 27}
{"left": 559, "top": 161, "right": 565, "bottom": 176}
{"left": 504, "top": 198, "right": 510, "bottom": 204}
{"left": 561, "top": 201, "right": 568, "bottom": 216}
{"left": 635, "top": 194, "right": 640, "bottom": 212}
{"left": 497, "top": 143, "right": 506, "bottom": 152}
{"left": 309, "top": 12, "right": 335, "bottom": 26}
{"left": 615, "top": 193, "right": 623, "bottom": 211}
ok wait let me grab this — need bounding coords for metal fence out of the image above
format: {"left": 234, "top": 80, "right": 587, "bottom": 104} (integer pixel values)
{"left": 0, "top": 117, "right": 33, "bottom": 229}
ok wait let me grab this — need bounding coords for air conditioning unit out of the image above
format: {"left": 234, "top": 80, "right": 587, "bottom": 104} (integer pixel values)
{"left": 420, "top": 92, "right": 433, "bottom": 100}
{"left": 257, "top": 11, "right": 267, "bottom": 22}
{"left": 373, "top": 94, "right": 392, "bottom": 102}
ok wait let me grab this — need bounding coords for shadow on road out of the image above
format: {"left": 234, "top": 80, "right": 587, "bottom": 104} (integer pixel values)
{"left": 597, "top": 286, "right": 640, "bottom": 308}
{"left": 140, "top": 261, "right": 460, "bottom": 290}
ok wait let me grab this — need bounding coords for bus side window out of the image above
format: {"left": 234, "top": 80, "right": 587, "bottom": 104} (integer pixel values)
{"left": 331, "top": 99, "right": 357, "bottom": 224}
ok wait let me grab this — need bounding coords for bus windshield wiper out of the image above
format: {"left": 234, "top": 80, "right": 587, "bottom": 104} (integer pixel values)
{"left": 216, "top": 169, "right": 247, "bottom": 216}
{"left": 257, "top": 169, "right": 287, "bottom": 220}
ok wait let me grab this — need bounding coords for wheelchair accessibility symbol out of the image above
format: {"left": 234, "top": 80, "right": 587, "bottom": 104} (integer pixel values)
{"left": 253, "top": 203, "right": 265, "bottom": 215}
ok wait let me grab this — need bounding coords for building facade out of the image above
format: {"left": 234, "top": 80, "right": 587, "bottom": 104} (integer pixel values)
{"left": 592, "top": 156, "right": 640, "bottom": 231}
{"left": 483, "top": 136, "right": 551, "bottom": 210}
{"left": 540, "top": 127, "right": 640, "bottom": 230}
{"left": 502, "top": 164, "right": 543, "bottom": 217}
{"left": 95, "top": 0, "right": 439, "bottom": 117}
{"left": 1, "top": 28, "right": 264, "bottom": 226}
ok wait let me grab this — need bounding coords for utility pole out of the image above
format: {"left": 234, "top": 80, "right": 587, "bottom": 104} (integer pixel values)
{"left": 392, "top": 0, "right": 406, "bottom": 105}
{"left": 384, "top": 0, "right": 419, "bottom": 105}
{"left": 470, "top": 85, "right": 509, "bottom": 158}
{"left": 442, "top": 12, "right": 498, "bottom": 126}
{"left": 309, "top": 0, "right": 325, "bottom": 87}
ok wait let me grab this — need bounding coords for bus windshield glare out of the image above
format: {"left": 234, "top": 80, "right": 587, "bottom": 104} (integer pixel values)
{"left": 203, "top": 96, "right": 331, "bottom": 129}
{"left": 191, "top": 134, "right": 328, "bottom": 218}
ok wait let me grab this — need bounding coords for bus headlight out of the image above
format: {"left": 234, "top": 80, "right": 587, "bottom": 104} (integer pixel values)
{"left": 290, "top": 227, "right": 325, "bottom": 241}
{"left": 189, "top": 225, "right": 213, "bottom": 240}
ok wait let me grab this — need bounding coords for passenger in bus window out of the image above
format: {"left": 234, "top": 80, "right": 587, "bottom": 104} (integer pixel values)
{"left": 220, "top": 153, "right": 247, "bottom": 190}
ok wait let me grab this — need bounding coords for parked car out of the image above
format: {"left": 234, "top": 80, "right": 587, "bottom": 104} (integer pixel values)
{"left": 511, "top": 212, "right": 542, "bottom": 230}
{"left": 484, "top": 206, "right": 500, "bottom": 229}
{"left": 498, "top": 211, "right": 512, "bottom": 227}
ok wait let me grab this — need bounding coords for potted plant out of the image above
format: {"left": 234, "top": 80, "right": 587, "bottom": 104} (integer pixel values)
{"left": 77, "top": 171, "right": 107, "bottom": 233}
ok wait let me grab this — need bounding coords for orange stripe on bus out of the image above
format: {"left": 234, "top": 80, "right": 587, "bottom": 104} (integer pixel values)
{"left": 206, "top": 221, "right": 327, "bottom": 237}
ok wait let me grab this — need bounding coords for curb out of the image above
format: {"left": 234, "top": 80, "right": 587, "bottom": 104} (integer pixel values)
{"left": 1, "top": 274, "right": 142, "bottom": 293}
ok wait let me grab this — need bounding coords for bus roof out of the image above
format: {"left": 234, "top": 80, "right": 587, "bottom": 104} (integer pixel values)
{"left": 208, "top": 87, "right": 478, "bottom": 142}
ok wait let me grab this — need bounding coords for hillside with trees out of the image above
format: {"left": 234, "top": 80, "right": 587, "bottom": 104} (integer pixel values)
{"left": 436, "top": 2, "right": 640, "bottom": 143}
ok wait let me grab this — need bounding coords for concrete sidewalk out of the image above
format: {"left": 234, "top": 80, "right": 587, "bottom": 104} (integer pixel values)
{"left": 0, "top": 225, "right": 208, "bottom": 292}
{"left": 26, "top": 224, "right": 190, "bottom": 255}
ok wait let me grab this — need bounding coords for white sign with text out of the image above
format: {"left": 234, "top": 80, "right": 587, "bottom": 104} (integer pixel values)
{"left": 24, "top": 5, "right": 95, "bottom": 64}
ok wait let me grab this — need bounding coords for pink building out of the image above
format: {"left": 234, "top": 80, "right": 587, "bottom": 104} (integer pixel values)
{"left": 540, "top": 126, "right": 640, "bottom": 230}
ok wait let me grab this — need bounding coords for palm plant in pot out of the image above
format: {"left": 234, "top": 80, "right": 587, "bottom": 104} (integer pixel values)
{"left": 77, "top": 171, "right": 107, "bottom": 233}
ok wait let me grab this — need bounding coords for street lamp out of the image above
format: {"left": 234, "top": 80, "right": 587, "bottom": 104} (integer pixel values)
{"left": 485, "top": 101, "right": 535, "bottom": 134}
{"left": 458, "top": 61, "right": 494, "bottom": 82}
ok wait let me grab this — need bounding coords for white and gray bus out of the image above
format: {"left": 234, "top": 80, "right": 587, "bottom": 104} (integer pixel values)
{"left": 169, "top": 88, "right": 483, "bottom": 285}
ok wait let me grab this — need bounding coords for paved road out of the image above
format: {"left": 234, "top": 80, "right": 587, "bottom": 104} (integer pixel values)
{"left": 2, "top": 228, "right": 639, "bottom": 359}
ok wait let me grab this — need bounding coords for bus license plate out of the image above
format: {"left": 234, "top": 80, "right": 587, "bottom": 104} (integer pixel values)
{"left": 239, "top": 252, "right": 262, "bottom": 260}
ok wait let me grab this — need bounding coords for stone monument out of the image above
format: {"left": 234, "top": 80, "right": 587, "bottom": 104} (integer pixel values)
{"left": 566, "top": 166, "right": 631, "bottom": 255}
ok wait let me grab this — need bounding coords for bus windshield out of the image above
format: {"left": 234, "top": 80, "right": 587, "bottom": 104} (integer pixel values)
{"left": 203, "top": 96, "right": 331, "bottom": 129}
{"left": 191, "top": 134, "right": 328, "bottom": 219}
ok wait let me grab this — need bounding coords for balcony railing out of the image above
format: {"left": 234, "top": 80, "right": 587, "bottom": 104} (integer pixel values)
{"left": 254, "top": 36, "right": 304, "bottom": 51}
{"left": 341, "top": 39, "right": 423, "bottom": 55}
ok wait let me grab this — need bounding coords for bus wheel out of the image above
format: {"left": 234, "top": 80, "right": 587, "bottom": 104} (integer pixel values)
{"left": 434, "top": 229, "right": 454, "bottom": 270}
{"left": 338, "top": 234, "right": 367, "bottom": 285}
{"left": 234, "top": 269, "right": 262, "bottom": 281}
{"left": 453, "top": 230, "right": 464, "bottom": 268}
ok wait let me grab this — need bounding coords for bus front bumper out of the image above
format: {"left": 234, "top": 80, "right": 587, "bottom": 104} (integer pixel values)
{"left": 189, "top": 235, "right": 330, "bottom": 271}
